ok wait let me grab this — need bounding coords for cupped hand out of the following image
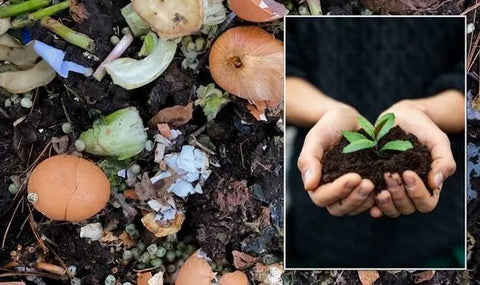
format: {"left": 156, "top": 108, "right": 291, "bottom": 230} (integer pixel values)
{"left": 298, "top": 106, "right": 376, "bottom": 216}
{"left": 370, "top": 100, "right": 457, "bottom": 218}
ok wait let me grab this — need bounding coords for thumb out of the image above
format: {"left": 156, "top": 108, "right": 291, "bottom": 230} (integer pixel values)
{"left": 427, "top": 132, "right": 456, "bottom": 190}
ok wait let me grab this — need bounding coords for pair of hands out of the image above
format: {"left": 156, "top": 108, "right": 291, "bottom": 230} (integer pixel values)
{"left": 298, "top": 100, "right": 456, "bottom": 218}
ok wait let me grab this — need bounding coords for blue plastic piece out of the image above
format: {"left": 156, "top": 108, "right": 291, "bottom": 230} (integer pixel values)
{"left": 32, "top": 40, "right": 92, "bottom": 78}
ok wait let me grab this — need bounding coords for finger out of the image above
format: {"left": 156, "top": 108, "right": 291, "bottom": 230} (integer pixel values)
{"left": 326, "top": 179, "right": 374, "bottom": 216}
{"left": 370, "top": 206, "right": 383, "bottom": 218}
{"left": 376, "top": 190, "right": 400, "bottom": 217}
{"left": 298, "top": 110, "right": 357, "bottom": 191}
{"left": 403, "top": 170, "right": 441, "bottom": 213}
{"left": 385, "top": 173, "right": 415, "bottom": 215}
{"left": 348, "top": 192, "right": 376, "bottom": 216}
{"left": 308, "top": 173, "right": 362, "bottom": 207}
{"left": 426, "top": 132, "right": 456, "bottom": 190}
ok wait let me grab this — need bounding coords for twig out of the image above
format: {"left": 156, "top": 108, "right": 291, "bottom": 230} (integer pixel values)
{"left": 0, "top": 271, "right": 60, "bottom": 279}
{"left": 462, "top": 1, "right": 480, "bottom": 15}
{"left": 0, "top": 105, "right": 10, "bottom": 120}
{"left": 36, "top": 262, "right": 66, "bottom": 276}
{"left": 2, "top": 197, "right": 24, "bottom": 248}
{"left": 28, "top": 209, "right": 48, "bottom": 254}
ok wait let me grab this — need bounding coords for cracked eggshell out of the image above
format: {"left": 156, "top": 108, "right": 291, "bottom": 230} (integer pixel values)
{"left": 27, "top": 155, "right": 110, "bottom": 222}
{"left": 227, "top": 0, "right": 288, "bottom": 23}
{"left": 175, "top": 250, "right": 216, "bottom": 285}
{"left": 132, "top": 0, "right": 203, "bottom": 39}
{"left": 219, "top": 271, "right": 248, "bottom": 285}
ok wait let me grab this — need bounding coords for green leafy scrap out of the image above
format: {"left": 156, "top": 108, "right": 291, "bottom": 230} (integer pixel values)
{"left": 195, "top": 83, "right": 230, "bottom": 121}
{"left": 341, "top": 113, "right": 413, "bottom": 154}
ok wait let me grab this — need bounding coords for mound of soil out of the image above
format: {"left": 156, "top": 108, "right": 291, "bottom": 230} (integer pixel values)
{"left": 320, "top": 126, "right": 432, "bottom": 192}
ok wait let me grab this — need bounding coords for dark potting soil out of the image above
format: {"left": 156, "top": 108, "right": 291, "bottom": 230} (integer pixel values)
{"left": 320, "top": 126, "right": 432, "bottom": 192}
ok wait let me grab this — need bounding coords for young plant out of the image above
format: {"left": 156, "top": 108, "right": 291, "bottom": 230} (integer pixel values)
{"left": 341, "top": 113, "right": 413, "bottom": 154}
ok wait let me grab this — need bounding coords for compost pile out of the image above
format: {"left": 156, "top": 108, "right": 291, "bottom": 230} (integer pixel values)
{"left": 0, "top": 0, "right": 284, "bottom": 284}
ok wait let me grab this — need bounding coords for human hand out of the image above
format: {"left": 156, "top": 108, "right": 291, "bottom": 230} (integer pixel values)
{"left": 370, "top": 100, "right": 457, "bottom": 218}
{"left": 298, "top": 106, "right": 376, "bottom": 216}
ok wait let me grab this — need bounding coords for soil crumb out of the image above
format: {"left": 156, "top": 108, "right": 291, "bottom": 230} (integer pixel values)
{"left": 320, "top": 126, "right": 432, "bottom": 192}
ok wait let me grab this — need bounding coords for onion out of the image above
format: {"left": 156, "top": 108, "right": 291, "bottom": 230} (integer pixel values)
{"left": 209, "top": 26, "right": 283, "bottom": 106}
{"left": 227, "top": 0, "right": 288, "bottom": 22}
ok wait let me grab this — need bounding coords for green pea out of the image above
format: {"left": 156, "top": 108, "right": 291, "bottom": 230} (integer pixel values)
{"left": 176, "top": 242, "right": 186, "bottom": 250}
{"left": 139, "top": 252, "right": 150, "bottom": 264}
{"left": 166, "top": 251, "right": 176, "bottom": 262}
{"left": 167, "top": 264, "right": 176, "bottom": 273}
{"left": 137, "top": 242, "right": 146, "bottom": 252}
{"left": 156, "top": 247, "right": 167, "bottom": 258}
{"left": 123, "top": 250, "right": 133, "bottom": 261}
{"left": 150, "top": 258, "right": 162, "bottom": 267}
{"left": 175, "top": 250, "right": 183, "bottom": 258}
{"left": 147, "top": 244, "right": 158, "bottom": 255}
{"left": 131, "top": 248, "right": 140, "bottom": 259}
{"left": 162, "top": 241, "right": 173, "bottom": 250}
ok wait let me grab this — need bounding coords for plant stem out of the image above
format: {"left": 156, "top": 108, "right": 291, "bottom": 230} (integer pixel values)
{"left": 306, "top": 0, "right": 322, "bottom": 15}
{"left": 40, "top": 16, "right": 95, "bottom": 52}
{"left": 0, "top": 0, "right": 51, "bottom": 19}
{"left": 12, "top": 0, "right": 70, "bottom": 29}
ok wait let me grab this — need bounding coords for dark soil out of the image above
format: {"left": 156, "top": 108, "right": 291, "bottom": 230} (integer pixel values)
{"left": 320, "top": 126, "right": 432, "bottom": 192}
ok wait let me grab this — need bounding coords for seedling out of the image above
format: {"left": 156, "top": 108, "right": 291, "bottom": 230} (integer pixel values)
{"left": 341, "top": 113, "right": 413, "bottom": 154}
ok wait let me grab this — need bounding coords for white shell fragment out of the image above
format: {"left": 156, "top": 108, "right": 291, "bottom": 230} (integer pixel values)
{"left": 79, "top": 222, "right": 104, "bottom": 241}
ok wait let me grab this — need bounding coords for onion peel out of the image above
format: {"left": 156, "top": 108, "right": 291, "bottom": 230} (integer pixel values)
{"left": 209, "top": 26, "right": 283, "bottom": 106}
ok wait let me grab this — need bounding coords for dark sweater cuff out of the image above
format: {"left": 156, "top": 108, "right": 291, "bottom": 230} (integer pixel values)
{"left": 427, "top": 73, "right": 464, "bottom": 95}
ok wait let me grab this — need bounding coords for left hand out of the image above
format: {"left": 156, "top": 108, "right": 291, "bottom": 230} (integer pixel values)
{"left": 370, "top": 100, "right": 457, "bottom": 218}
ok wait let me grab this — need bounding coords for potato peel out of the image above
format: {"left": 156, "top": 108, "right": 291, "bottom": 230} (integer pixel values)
{"left": 0, "top": 60, "right": 55, "bottom": 94}
{"left": 131, "top": 0, "right": 203, "bottom": 39}
{"left": 0, "top": 43, "right": 39, "bottom": 68}
{"left": 141, "top": 212, "right": 184, "bottom": 237}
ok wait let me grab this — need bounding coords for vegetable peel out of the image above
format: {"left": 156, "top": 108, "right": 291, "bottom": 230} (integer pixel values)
{"left": 104, "top": 35, "right": 177, "bottom": 90}
{"left": 0, "top": 60, "right": 55, "bottom": 94}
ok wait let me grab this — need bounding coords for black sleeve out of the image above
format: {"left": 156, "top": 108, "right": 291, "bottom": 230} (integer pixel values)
{"left": 427, "top": 59, "right": 465, "bottom": 95}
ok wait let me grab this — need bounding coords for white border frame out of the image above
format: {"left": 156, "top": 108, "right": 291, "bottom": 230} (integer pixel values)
{"left": 283, "top": 15, "right": 468, "bottom": 271}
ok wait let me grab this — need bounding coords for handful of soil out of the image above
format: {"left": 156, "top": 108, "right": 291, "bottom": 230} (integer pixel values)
{"left": 320, "top": 126, "right": 432, "bottom": 192}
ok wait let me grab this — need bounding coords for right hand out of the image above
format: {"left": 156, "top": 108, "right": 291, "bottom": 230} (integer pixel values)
{"left": 297, "top": 106, "right": 376, "bottom": 216}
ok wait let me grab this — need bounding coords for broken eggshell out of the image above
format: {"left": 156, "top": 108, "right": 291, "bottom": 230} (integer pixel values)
{"left": 219, "top": 271, "right": 249, "bottom": 285}
{"left": 141, "top": 211, "right": 184, "bottom": 237}
{"left": 132, "top": 0, "right": 203, "bottom": 39}
{"left": 175, "top": 250, "right": 216, "bottom": 285}
{"left": 227, "top": 0, "right": 288, "bottom": 22}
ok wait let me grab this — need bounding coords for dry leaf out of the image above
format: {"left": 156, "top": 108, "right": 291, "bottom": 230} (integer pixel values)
{"left": 412, "top": 270, "right": 435, "bottom": 283}
{"left": 135, "top": 173, "right": 156, "bottom": 201}
{"left": 70, "top": 0, "right": 89, "bottom": 23}
{"left": 358, "top": 270, "right": 379, "bottom": 285}
{"left": 137, "top": 271, "right": 153, "bottom": 285}
{"left": 142, "top": 212, "right": 184, "bottom": 237}
{"left": 124, "top": 189, "right": 139, "bottom": 200}
{"left": 148, "top": 103, "right": 193, "bottom": 128}
{"left": 232, "top": 250, "right": 257, "bottom": 270}
{"left": 101, "top": 231, "right": 118, "bottom": 243}
{"left": 119, "top": 231, "right": 137, "bottom": 248}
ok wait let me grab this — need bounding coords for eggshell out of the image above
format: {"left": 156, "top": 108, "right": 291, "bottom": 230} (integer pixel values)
{"left": 219, "top": 271, "right": 248, "bottom": 285}
{"left": 28, "top": 155, "right": 110, "bottom": 222}
{"left": 227, "top": 0, "right": 288, "bottom": 23}
{"left": 175, "top": 250, "right": 216, "bottom": 285}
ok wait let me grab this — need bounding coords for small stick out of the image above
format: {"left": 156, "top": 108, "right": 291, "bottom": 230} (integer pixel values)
{"left": 0, "top": 0, "right": 50, "bottom": 18}
{"left": 12, "top": 0, "right": 70, "bottom": 29}
{"left": 36, "top": 262, "right": 66, "bottom": 275}
{"left": 41, "top": 16, "right": 94, "bottom": 52}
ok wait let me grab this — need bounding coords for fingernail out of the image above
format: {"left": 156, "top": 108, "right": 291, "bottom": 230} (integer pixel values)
{"left": 434, "top": 172, "right": 444, "bottom": 188}
{"left": 404, "top": 175, "right": 415, "bottom": 189}
{"left": 302, "top": 169, "right": 312, "bottom": 187}
{"left": 346, "top": 180, "right": 357, "bottom": 189}
{"left": 385, "top": 173, "right": 398, "bottom": 188}
{"left": 358, "top": 185, "right": 370, "bottom": 197}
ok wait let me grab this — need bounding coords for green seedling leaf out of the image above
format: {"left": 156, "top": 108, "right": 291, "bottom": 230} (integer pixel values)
{"left": 357, "top": 115, "right": 375, "bottom": 139}
{"left": 380, "top": 140, "right": 413, "bottom": 152}
{"left": 342, "top": 139, "right": 377, "bottom": 153}
{"left": 195, "top": 83, "right": 230, "bottom": 121}
{"left": 374, "top": 113, "right": 395, "bottom": 141}
{"left": 342, "top": 130, "right": 369, "bottom": 143}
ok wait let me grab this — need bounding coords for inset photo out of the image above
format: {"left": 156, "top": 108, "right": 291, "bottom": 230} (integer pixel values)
{"left": 285, "top": 16, "right": 466, "bottom": 269}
